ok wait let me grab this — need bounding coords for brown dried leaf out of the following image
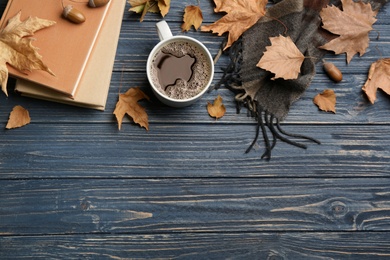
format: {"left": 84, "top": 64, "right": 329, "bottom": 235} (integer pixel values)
{"left": 128, "top": 0, "right": 148, "bottom": 13}
{"left": 257, "top": 35, "right": 305, "bottom": 80}
{"left": 362, "top": 58, "right": 390, "bottom": 104}
{"left": 128, "top": 0, "right": 156, "bottom": 22}
{"left": 201, "top": 0, "right": 267, "bottom": 50}
{"left": 319, "top": 0, "right": 377, "bottom": 63}
{"left": 6, "top": 105, "right": 31, "bottom": 129}
{"left": 182, "top": 5, "right": 203, "bottom": 32}
{"left": 158, "top": 0, "right": 170, "bottom": 17}
{"left": 0, "top": 12, "right": 55, "bottom": 96}
{"left": 313, "top": 89, "right": 336, "bottom": 113}
{"left": 113, "top": 87, "right": 150, "bottom": 130}
{"left": 207, "top": 95, "right": 226, "bottom": 119}
{"left": 128, "top": 0, "right": 170, "bottom": 21}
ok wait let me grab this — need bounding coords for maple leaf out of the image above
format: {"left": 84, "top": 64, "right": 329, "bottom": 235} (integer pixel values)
{"left": 158, "top": 0, "right": 170, "bottom": 17}
{"left": 0, "top": 12, "right": 55, "bottom": 96}
{"left": 6, "top": 105, "right": 31, "bottom": 129}
{"left": 207, "top": 95, "right": 226, "bottom": 119}
{"left": 128, "top": 0, "right": 170, "bottom": 22}
{"left": 362, "top": 58, "right": 390, "bottom": 104}
{"left": 113, "top": 87, "right": 150, "bottom": 130}
{"left": 182, "top": 5, "right": 203, "bottom": 32}
{"left": 319, "top": 0, "right": 377, "bottom": 63}
{"left": 257, "top": 35, "right": 305, "bottom": 80}
{"left": 313, "top": 89, "right": 336, "bottom": 113}
{"left": 201, "top": 0, "right": 267, "bottom": 50}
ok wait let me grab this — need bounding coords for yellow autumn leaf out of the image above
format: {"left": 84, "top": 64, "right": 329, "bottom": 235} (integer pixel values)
{"left": 207, "top": 95, "right": 226, "bottom": 119}
{"left": 182, "top": 5, "right": 203, "bottom": 31}
{"left": 201, "top": 0, "right": 267, "bottom": 50}
{"left": 362, "top": 58, "right": 390, "bottom": 104}
{"left": 113, "top": 87, "right": 150, "bottom": 130}
{"left": 6, "top": 105, "right": 31, "bottom": 129}
{"left": 128, "top": 0, "right": 170, "bottom": 21}
{"left": 257, "top": 35, "right": 305, "bottom": 80}
{"left": 313, "top": 89, "right": 336, "bottom": 113}
{"left": 128, "top": 0, "right": 148, "bottom": 10}
{"left": 158, "top": 0, "right": 170, "bottom": 17}
{"left": 319, "top": 0, "right": 377, "bottom": 63}
{"left": 0, "top": 12, "right": 55, "bottom": 96}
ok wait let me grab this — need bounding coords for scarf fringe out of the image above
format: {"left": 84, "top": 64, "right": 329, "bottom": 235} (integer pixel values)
{"left": 246, "top": 103, "right": 321, "bottom": 160}
{"left": 215, "top": 37, "right": 320, "bottom": 160}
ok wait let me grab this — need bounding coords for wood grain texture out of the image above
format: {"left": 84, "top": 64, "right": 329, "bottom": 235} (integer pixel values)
{"left": 0, "top": 124, "right": 390, "bottom": 178}
{"left": 1, "top": 232, "right": 390, "bottom": 259}
{"left": 2, "top": 178, "right": 390, "bottom": 234}
{"left": 1, "top": 0, "right": 390, "bottom": 258}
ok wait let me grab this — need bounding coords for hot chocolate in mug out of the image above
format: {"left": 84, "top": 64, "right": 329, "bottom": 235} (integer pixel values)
{"left": 146, "top": 20, "right": 214, "bottom": 107}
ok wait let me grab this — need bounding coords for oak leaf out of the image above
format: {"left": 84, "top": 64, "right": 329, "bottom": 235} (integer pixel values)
{"left": 0, "top": 12, "right": 55, "bottom": 96}
{"left": 6, "top": 105, "right": 31, "bottom": 129}
{"left": 313, "top": 89, "right": 336, "bottom": 113}
{"left": 182, "top": 5, "right": 203, "bottom": 32}
{"left": 257, "top": 35, "right": 305, "bottom": 80}
{"left": 319, "top": 0, "right": 377, "bottom": 63}
{"left": 128, "top": 0, "right": 170, "bottom": 22}
{"left": 201, "top": 0, "right": 267, "bottom": 50}
{"left": 207, "top": 95, "right": 226, "bottom": 119}
{"left": 362, "top": 58, "right": 390, "bottom": 104}
{"left": 113, "top": 87, "right": 150, "bottom": 130}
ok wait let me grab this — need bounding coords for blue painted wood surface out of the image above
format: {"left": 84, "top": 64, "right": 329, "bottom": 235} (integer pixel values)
{"left": 1, "top": 0, "right": 390, "bottom": 258}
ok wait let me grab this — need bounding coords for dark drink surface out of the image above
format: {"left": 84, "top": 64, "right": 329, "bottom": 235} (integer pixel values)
{"left": 150, "top": 40, "right": 212, "bottom": 100}
{"left": 155, "top": 52, "right": 196, "bottom": 90}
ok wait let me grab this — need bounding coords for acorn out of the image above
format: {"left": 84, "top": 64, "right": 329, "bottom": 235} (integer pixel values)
{"left": 323, "top": 60, "right": 343, "bottom": 83}
{"left": 88, "top": 0, "right": 110, "bottom": 8}
{"left": 63, "top": 5, "right": 86, "bottom": 24}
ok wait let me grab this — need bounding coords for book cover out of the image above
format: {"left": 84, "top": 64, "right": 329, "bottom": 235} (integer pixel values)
{"left": 15, "top": 0, "right": 126, "bottom": 111}
{"left": 0, "top": 0, "right": 111, "bottom": 97}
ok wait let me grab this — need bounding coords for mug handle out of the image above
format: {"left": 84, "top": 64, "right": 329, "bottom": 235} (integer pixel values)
{"left": 156, "top": 20, "right": 173, "bottom": 41}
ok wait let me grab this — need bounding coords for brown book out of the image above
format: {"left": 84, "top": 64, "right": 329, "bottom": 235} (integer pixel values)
{"left": 0, "top": 0, "right": 111, "bottom": 97}
{"left": 14, "top": 0, "right": 126, "bottom": 111}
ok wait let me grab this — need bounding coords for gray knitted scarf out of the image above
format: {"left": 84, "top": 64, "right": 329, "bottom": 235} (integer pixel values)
{"left": 216, "top": 0, "right": 388, "bottom": 159}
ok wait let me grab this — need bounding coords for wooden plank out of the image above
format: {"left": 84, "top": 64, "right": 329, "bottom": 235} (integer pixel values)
{"left": 1, "top": 178, "right": 390, "bottom": 234}
{"left": 0, "top": 124, "right": 389, "bottom": 178}
{"left": 1, "top": 232, "right": 390, "bottom": 259}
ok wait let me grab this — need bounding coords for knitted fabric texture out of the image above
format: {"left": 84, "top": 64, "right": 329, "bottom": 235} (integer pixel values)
{"left": 218, "top": 0, "right": 388, "bottom": 159}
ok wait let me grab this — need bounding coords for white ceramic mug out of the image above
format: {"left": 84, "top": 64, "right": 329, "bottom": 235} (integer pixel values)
{"left": 146, "top": 20, "right": 214, "bottom": 107}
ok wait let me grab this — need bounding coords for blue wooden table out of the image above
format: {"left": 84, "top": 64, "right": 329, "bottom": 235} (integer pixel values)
{"left": 1, "top": 0, "right": 390, "bottom": 258}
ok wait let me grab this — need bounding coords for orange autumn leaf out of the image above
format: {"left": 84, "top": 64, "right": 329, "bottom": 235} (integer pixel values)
{"left": 313, "top": 89, "right": 336, "bottom": 113}
{"left": 6, "top": 105, "right": 31, "bottom": 129}
{"left": 113, "top": 87, "right": 150, "bottom": 130}
{"left": 207, "top": 95, "right": 226, "bottom": 119}
{"left": 362, "top": 58, "right": 390, "bottom": 104}
{"left": 201, "top": 0, "right": 267, "bottom": 50}
{"left": 0, "top": 12, "right": 55, "bottom": 96}
{"left": 257, "top": 35, "right": 305, "bottom": 80}
{"left": 182, "top": 5, "right": 203, "bottom": 32}
{"left": 319, "top": 0, "right": 377, "bottom": 63}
